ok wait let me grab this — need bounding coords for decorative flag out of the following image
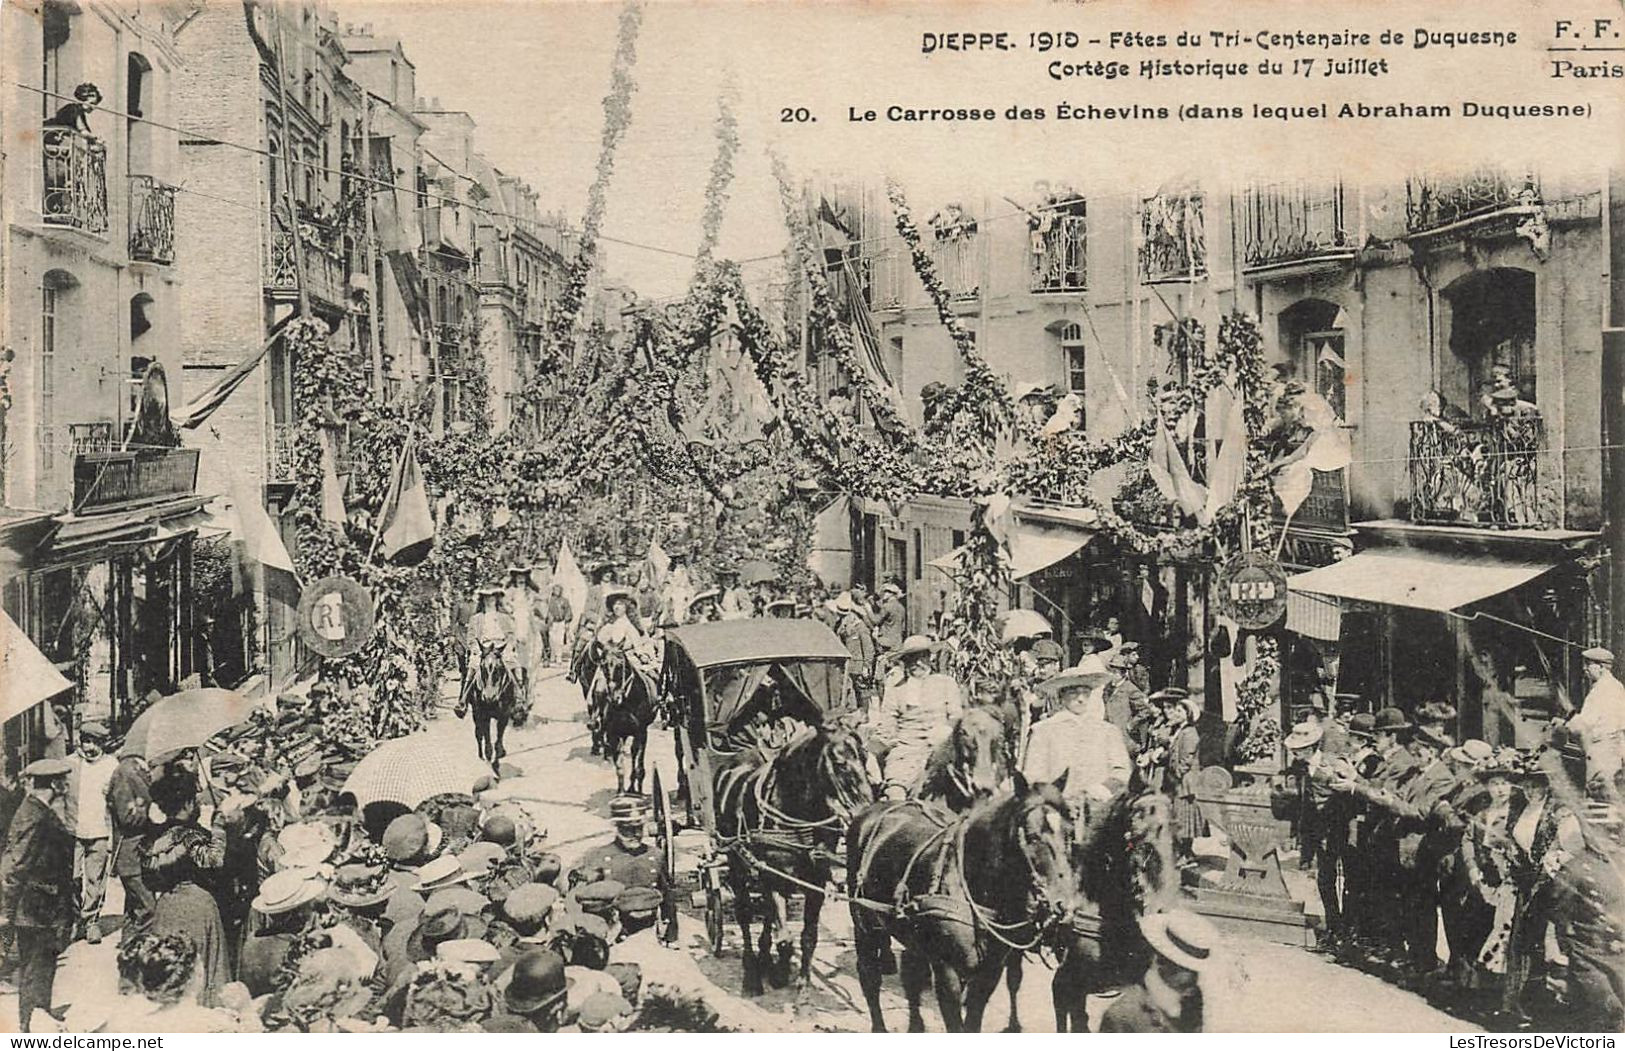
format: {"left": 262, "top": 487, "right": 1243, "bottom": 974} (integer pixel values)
{"left": 171, "top": 315, "right": 297, "bottom": 430}
{"left": 1200, "top": 387, "right": 1248, "bottom": 525}
{"left": 225, "top": 464, "right": 299, "bottom": 607}
{"left": 376, "top": 440, "right": 434, "bottom": 563}
{"left": 553, "top": 540, "right": 589, "bottom": 631}
{"left": 319, "top": 430, "right": 346, "bottom": 527}
{"left": 1148, "top": 418, "right": 1207, "bottom": 518}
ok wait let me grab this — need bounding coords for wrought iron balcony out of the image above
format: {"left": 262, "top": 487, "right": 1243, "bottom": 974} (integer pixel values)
{"left": 930, "top": 236, "right": 979, "bottom": 300}
{"left": 42, "top": 129, "right": 108, "bottom": 234}
{"left": 73, "top": 447, "right": 199, "bottom": 513}
{"left": 1031, "top": 212, "right": 1088, "bottom": 293}
{"left": 267, "top": 422, "right": 298, "bottom": 484}
{"left": 264, "top": 222, "right": 345, "bottom": 305}
{"left": 1405, "top": 170, "right": 1541, "bottom": 235}
{"left": 128, "top": 176, "right": 177, "bottom": 265}
{"left": 1408, "top": 415, "right": 1549, "bottom": 528}
{"left": 1241, "top": 184, "right": 1354, "bottom": 272}
{"left": 1140, "top": 192, "right": 1206, "bottom": 283}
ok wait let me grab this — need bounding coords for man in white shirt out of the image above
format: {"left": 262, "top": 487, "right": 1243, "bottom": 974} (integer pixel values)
{"left": 1023, "top": 670, "right": 1130, "bottom": 824}
{"left": 71, "top": 721, "right": 118, "bottom": 942}
{"left": 1571, "top": 647, "right": 1625, "bottom": 799}
{"left": 869, "top": 636, "right": 963, "bottom": 799}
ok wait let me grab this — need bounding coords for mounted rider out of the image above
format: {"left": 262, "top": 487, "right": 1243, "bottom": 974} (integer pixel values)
{"left": 596, "top": 589, "right": 658, "bottom": 675}
{"left": 466, "top": 584, "right": 524, "bottom": 706}
{"left": 868, "top": 635, "right": 963, "bottom": 800}
{"left": 1024, "top": 668, "right": 1131, "bottom": 829}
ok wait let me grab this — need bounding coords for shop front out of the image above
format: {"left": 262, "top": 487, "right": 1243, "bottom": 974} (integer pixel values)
{"left": 1286, "top": 522, "right": 1599, "bottom": 746}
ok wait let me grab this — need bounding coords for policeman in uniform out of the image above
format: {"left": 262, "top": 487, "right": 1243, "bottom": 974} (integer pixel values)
{"left": 572, "top": 796, "right": 660, "bottom": 890}
{"left": 1, "top": 758, "right": 75, "bottom": 1031}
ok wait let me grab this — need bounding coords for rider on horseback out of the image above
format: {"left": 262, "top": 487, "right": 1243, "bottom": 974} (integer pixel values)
{"left": 596, "top": 590, "right": 658, "bottom": 675}
{"left": 465, "top": 584, "right": 523, "bottom": 705}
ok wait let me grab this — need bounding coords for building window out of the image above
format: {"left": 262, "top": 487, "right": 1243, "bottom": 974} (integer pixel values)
{"left": 1058, "top": 321, "right": 1087, "bottom": 394}
{"left": 913, "top": 529, "right": 923, "bottom": 581}
{"left": 39, "top": 280, "right": 62, "bottom": 473}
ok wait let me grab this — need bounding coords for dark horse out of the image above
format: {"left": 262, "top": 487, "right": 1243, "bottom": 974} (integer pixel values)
{"left": 847, "top": 772, "right": 1077, "bottom": 1032}
{"left": 914, "top": 707, "right": 1010, "bottom": 811}
{"left": 457, "top": 639, "right": 529, "bottom": 771}
{"left": 589, "top": 642, "right": 657, "bottom": 794}
{"left": 1016, "top": 788, "right": 1179, "bottom": 1032}
{"left": 714, "top": 716, "right": 872, "bottom": 995}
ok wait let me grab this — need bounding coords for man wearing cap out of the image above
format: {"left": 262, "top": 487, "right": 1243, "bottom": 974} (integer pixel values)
{"left": 875, "top": 581, "right": 907, "bottom": 653}
{"left": 1571, "top": 648, "right": 1625, "bottom": 800}
{"left": 869, "top": 636, "right": 963, "bottom": 799}
{"left": 70, "top": 721, "right": 117, "bottom": 943}
{"left": 1103, "top": 652, "right": 1154, "bottom": 754}
{"left": 1343, "top": 707, "right": 1421, "bottom": 961}
{"left": 834, "top": 592, "right": 878, "bottom": 706}
{"left": 1, "top": 759, "right": 74, "bottom": 1030}
{"left": 1023, "top": 670, "right": 1131, "bottom": 822}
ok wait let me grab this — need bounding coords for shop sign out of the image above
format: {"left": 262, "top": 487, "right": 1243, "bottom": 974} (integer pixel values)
{"left": 296, "top": 575, "right": 376, "bottom": 658}
{"left": 1217, "top": 551, "right": 1289, "bottom": 630}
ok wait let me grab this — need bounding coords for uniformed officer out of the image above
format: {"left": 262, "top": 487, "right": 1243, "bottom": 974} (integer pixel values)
{"left": 1, "top": 758, "right": 75, "bottom": 1031}
{"left": 572, "top": 795, "right": 659, "bottom": 890}
{"left": 1340, "top": 707, "right": 1421, "bottom": 961}
{"left": 1383, "top": 705, "right": 1459, "bottom": 973}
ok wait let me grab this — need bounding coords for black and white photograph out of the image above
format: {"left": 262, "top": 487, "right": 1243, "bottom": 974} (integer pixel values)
{"left": 2, "top": 0, "right": 1623, "bottom": 1036}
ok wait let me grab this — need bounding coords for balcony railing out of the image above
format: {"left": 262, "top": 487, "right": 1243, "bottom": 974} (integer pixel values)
{"left": 1408, "top": 415, "right": 1548, "bottom": 528}
{"left": 930, "top": 236, "right": 979, "bottom": 300}
{"left": 1405, "top": 170, "right": 1540, "bottom": 235}
{"left": 265, "top": 225, "right": 345, "bottom": 305}
{"left": 128, "top": 176, "right": 178, "bottom": 265}
{"left": 73, "top": 447, "right": 199, "bottom": 513}
{"left": 435, "top": 322, "right": 465, "bottom": 346}
{"left": 268, "top": 422, "right": 298, "bottom": 484}
{"left": 1241, "top": 184, "right": 1353, "bottom": 271}
{"left": 1140, "top": 192, "right": 1206, "bottom": 283}
{"left": 1031, "top": 212, "right": 1088, "bottom": 293}
{"left": 42, "top": 129, "right": 109, "bottom": 234}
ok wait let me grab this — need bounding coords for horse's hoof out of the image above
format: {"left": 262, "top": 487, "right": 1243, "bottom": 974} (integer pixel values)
{"left": 907, "top": 1017, "right": 926, "bottom": 1034}
{"left": 1003, "top": 1022, "right": 1023, "bottom": 1034}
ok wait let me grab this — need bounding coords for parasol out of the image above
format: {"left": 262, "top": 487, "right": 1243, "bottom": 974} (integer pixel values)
{"left": 119, "top": 688, "right": 259, "bottom": 760}
{"left": 737, "top": 559, "right": 780, "bottom": 586}
{"left": 341, "top": 733, "right": 498, "bottom": 809}
{"left": 999, "top": 608, "right": 1053, "bottom": 644}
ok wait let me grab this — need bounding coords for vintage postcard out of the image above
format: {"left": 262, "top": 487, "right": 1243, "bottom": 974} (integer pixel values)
{"left": 2, "top": 0, "right": 1623, "bottom": 1036}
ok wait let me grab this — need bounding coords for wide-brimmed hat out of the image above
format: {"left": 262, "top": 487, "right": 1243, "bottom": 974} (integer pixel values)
{"left": 406, "top": 905, "right": 488, "bottom": 963}
{"left": 277, "top": 822, "right": 337, "bottom": 871}
{"left": 833, "top": 591, "right": 857, "bottom": 613}
{"left": 602, "top": 587, "right": 636, "bottom": 611}
{"left": 329, "top": 864, "right": 394, "bottom": 909}
{"left": 1076, "top": 633, "right": 1113, "bottom": 654}
{"left": 1283, "top": 721, "right": 1324, "bottom": 751}
{"left": 1374, "top": 707, "right": 1411, "bottom": 732}
{"left": 765, "top": 599, "right": 797, "bottom": 616}
{"left": 1149, "top": 687, "right": 1190, "bottom": 704}
{"left": 253, "top": 869, "right": 326, "bottom": 915}
{"left": 476, "top": 585, "right": 505, "bottom": 598}
{"left": 687, "top": 589, "right": 720, "bottom": 611}
{"left": 1447, "top": 738, "right": 1495, "bottom": 765}
{"left": 1140, "top": 909, "right": 1220, "bottom": 972}
{"left": 414, "top": 855, "right": 474, "bottom": 892}
{"left": 895, "top": 634, "right": 936, "bottom": 660}
{"left": 1417, "top": 701, "right": 1457, "bottom": 725}
{"left": 1417, "top": 723, "right": 1456, "bottom": 749}
{"left": 1038, "top": 669, "right": 1110, "bottom": 697}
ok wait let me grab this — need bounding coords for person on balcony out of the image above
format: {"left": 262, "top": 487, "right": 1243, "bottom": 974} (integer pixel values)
{"left": 43, "top": 82, "right": 101, "bottom": 135}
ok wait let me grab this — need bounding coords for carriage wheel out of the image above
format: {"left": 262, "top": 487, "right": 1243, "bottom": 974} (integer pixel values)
{"left": 705, "top": 885, "right": 726, "bottom": 956}
{"left": 652, "top": 768, "right": 680, "bottom": 944}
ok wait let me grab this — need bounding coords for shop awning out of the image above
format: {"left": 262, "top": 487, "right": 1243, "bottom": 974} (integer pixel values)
{"left": 1286, "top": 548, "right": 1559, "bottom": 613}
{"left": 929, "top": 526, "right": 1092, "bottom": 581}
{"left": 0, "top": 609, "right": 71, "bottom": 723}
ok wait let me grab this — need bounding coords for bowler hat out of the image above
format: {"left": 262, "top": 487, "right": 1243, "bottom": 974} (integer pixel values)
{"left": 1447, "top": 739, "right": 1495, "bottom": 765}
{"left": 505, "top": 948, "right": 569, "bottom": 1016}
{"left": 1374, "top": 707, "right": 1411, "bottom": 732}
{"left": 1348, "top": 713, "right": 1377, "bottom": 738}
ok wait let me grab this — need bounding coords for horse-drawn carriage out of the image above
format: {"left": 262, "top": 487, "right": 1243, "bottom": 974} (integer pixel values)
{"left": 652, "top": 619, "right": 870, "bottom": 989}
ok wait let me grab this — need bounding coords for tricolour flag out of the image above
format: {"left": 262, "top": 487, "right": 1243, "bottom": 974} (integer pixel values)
{"left": 553, "top": 540, "right": 589, "bottom": 631}
{"left": 1148, "top": 418, "right": 1206, "bottom": 518}
{"left": 319, "top": 430, "right": 347, "bottom": 527}
{"left": 376, "top": 439, "right": 434, "bottom": 564}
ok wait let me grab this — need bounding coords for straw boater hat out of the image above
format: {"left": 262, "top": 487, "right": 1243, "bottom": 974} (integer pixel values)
{"left": 329, "top": 864, "right": 395, "bottom": 909}
{"left": 1283, "top": 721, "right": 1325, "bottom": 751}
{"left": 833, "top": 591, "right": 858, "bottom": 613}
{"left": 252, "top": 869, "right": 326, "bottom": 916}
{"left": 1140, "top": 909, "right": 1220, "bottom": 972}
{"left": 277, "top": 822, "right": 338, "bottom": 872}
{"left": 1447, "top": 738, "right": 1495, "bottom": 766}
{"left": 414, "top": 855, "right": 474, "bottom": 893}
{"left": 687, "top": 589, "right": 720, "bottom": 612}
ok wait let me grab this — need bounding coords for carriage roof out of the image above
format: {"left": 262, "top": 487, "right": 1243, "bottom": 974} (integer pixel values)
{"left": 663, "top": 619, "right": 850, "bottom": 669}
